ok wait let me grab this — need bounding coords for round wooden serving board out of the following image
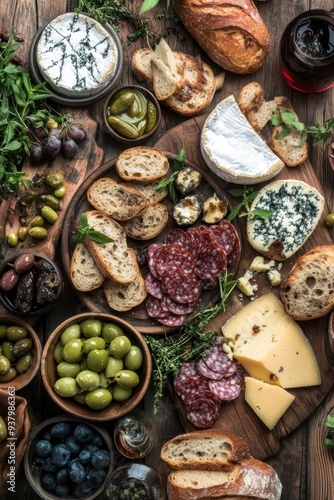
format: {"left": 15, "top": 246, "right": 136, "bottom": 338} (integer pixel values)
{"left": 61, "top": 152, "right": 240, "bottom": 335}
{"left": 154, "top": 116, "right": 334, "bottom": 460}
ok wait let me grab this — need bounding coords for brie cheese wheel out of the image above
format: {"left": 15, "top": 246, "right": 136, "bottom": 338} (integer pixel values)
{"left": 200, "top": 95, "right": 284, "bottom": 184}
{"left": 247, "top": 180, "right": 324, "bottom": 260}
{"left": 36, "top": 13, "right": 119, "bottom": 97}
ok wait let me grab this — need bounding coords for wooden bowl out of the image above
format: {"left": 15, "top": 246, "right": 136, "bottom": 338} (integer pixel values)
{"left": 0, "top": 315, "right": 42, "bottom": 390}
{"left": 103, "top": 85, "right": 161, "bottom": 145}
{"left": 24, "top": 415, "right": 114, "bottom": 500}
{"left": 41, "top": 313, "right": 152, "bottom": 422}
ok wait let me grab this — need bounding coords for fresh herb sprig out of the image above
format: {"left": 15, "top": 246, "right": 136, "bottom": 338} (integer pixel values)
{"left": 140, "top": 0, "right": 169, "bottom": 14}
{"left": 154, "top": 149, "right": 185, "bottom": 202}
{"left": 271, "top": 110, "right": 334, "bottom": 147}
{"left": 73, "top": 214, "right": 114, "bottom": 244}
{"left": 324, "top": 414, "right": 334, "bottom": 448}
{"left": 227, "top": 186, "right": 273, "bottom": 222}
{"left": 145, "top": 272, "right": 239, "bottom": 413}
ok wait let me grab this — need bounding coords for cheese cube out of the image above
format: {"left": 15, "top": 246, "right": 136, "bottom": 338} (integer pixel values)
{"left": 249, "top": 256, "right": 275, "bottom": 272}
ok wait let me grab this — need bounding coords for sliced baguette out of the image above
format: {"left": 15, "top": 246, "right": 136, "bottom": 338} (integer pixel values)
{"left": 151, "top": 52, "right": 178, "bottom": 100}
{"left": 280, "top": 245, "right": 334, "bottom": 321}
{"left": 122, "top": 203, "right": 168, "bottom": 240}
{"left": 116, "top": 147, "right": 169, "bottom": 182}
{"left": 70, "top": 242, "right": 105, "bottom": 292}
{"left": 121, "top": 179, "right": 168, "bottom": 203}
{"left": 132, "top": 48, "right": 153, "bottom": 83}
{"left": 103, "top": 273, "right": 147, "bottom": 312}
{"left": 160, "top": 431, "right": 251, "bottom": 471}
{"left": 87, "top": 177, "right": 148, "bottom": 221}
{"left": 84, "top": 211, "right": 139, "bottom": 284}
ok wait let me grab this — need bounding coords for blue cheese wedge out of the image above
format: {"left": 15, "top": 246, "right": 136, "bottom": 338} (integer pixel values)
{"left": 36, "top": 13, "right": 119, "bottom": 97}
{"left": 200, "top": 96, "right": 284, "bottom": 184}
{"left": 247, "top": 180, "right": 324, "bottom": 260}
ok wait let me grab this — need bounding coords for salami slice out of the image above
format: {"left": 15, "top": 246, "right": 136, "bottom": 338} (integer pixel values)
{"left": 208, "top": 378, "right": 241, "bottom": 401}
{"left": 194, "top": 244, "right": 227, "bottom": 279}
{"left": 145, "top": 295, "right": 169, "bottom": 319}
{"left": 163, "top": 295, "right": 195, "bottom": 316}
{"left": 197, "top": 227, "right": 216, "bottom": 253}
{"left": 203, "top": 345, "right": 233, "bottom": 374}
{"left": 223, "top": 362, "right": 237, "bottom": 378}
{"left": 198, "top": 277, "right": 219, "bottom": 291}
{"left": 186, "top": 397, "right": 220, "bottom": 429}
{"left": 155, "top": 244, "right": 194, "bottom": 277}
{"left": 161, "top": 268, "right": 201, "bottom": 304}
{"left": 164, "top": 228, "right": 193, "bottom": 254}
{"left": 147, "top": 243, "right": 164, "bottom": 278}
{"left": 185, "top": 389, "right": 221, "bottom": 409}
{"left": 145, "top": 272, "right": 164, "bottom": 299}
{"left": 197, "top": 358, "right": 224, "bottom": 380}
{"left": 156, "top": 312, "right": 187, "bottom": 327}
{"left": 209, "top": 224, "right": 235, "bottom": 256}
{"left": 227, "top": 234, "right": 241, "bottom": 265}
{"left": 178, "top": 375, "right": 210, "bottom": 401}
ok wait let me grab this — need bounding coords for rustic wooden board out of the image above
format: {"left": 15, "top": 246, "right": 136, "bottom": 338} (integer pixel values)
{"left": 60, "top": 152, "right": 240, "bottom": 334}
{"left": 154, "top": 116, "right": 334, "bottom": 460}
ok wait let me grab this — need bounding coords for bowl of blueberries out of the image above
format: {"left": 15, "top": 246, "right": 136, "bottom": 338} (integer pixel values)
{"left": 24, "top": 416, "right": 114, "bottom": 499}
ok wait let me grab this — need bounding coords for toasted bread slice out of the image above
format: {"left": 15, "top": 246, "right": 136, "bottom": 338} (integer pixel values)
{"left": 70, "top": 242, "right": 105, "bottom": 292}
{"left": 152, "top": 52, "right": 179, "bottom": 100}
{"left": 116, "top": 147, "right": 169, "bottom": 182}
{"left": 270, "top": 120, "right": 308, "bottom": 167}
{"left": 84, "top": 211, "right": 139, "bottom": 284}
{"left": 155, "top": 38, "right": 178, "bottom": 76}
{"left": 121, "top": 179, "right": 168, "bottom": 203}
{"left": 122, "top": 203, "right": 168, "bottom": 240}
{"left": 237, "top": 81, "right": 264, "bottom": 115}
{"left": 87, "top": 178, "right": 148, "bottom": 221}
{"left": 103, "top": 273, "right": 147, "bottom": 311}
{"left": 132, "top": 48, "right": 153, "bottom": 83}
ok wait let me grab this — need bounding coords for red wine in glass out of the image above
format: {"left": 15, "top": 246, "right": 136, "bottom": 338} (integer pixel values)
{"left": 280, "top": 9, "right": 334, "bottom": 93}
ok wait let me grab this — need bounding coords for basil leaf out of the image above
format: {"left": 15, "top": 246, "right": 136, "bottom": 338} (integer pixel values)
{"left": 229, "top": 188, "right": 244, "bottom": 197}
{"left": 281, "top": 110, "right": 297, "bottom": 125}
{"left": 87, "top": 230, "right": 113, "bottom": 243}
{"left": 251, "top": 208, "right": 273, "bottom": 219}
{"left": 276, "top": 127, "right": 291, "bottom": 140}
{"left": 139, "top": 0, "right": 160, "bottom": 14}
{"left": 226, "top": 202, "right": 243, "bottom": 221}
{"left": 271, "top": 114, "right": 282, "bottom": 126}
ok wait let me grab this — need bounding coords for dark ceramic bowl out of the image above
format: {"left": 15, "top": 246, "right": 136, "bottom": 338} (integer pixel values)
{"left": 0, "top": 253, "right": 63, "bottom": 317}
{"left": 103, "top": 85, "right": 161, "bottom": 145}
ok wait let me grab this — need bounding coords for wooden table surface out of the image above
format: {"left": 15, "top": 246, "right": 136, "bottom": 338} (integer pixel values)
{"left": 1, "top": 1, "right": 334, "bottom": 499}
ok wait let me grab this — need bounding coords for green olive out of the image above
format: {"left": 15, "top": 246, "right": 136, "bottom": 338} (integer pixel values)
{"left": 60, "top": 324, "right": 81, "bottom": 346}
{"left": 80, "top": 319, "right": 103, "bottom": 338}
{"left": 54, "top": 377, "right": 81, "bottom": 397}
{"left": 105, "top": 356, "right": 123, "bottom": 379}
{"left": 0, "top": 367, "right": 17, "bottom": 382}
{"left": 44, "top": 173, "right": 65, "bottom": 189}
{"left": 113, "top": 384, "right": 133, "bottom": 402}
{"left": 42, "top": 194, "right": 60, "bottom": 211}
{"left": 12, "top": 338, "right": 32, "bottom": 358}
{"left": 84, "top": 337, "right": 106, "bottom": 354}
{"left": 0, "top": 355, "right": 10, "bottom": 375}
{"left": 2, "top": 341, "right": 15, "bottom": 363}
{"left": 54, "top": 186, "right": 66, "bottom": 199}
{"left": 41, "top": 205, "right": 58, "bottom": 224}
{"left": 18, "top": 227, "right": 28, "bottom": 241}
{"left": 45, "top": 117, "right": 58, "bottom": 129}
{"left": 80, "top": 359, "right": 88, "bottom": 371}
{"left": 76, "top": 370, "right": 100, "bottom": 391}
{"left": 54, "top": 342, "right": 64, "bottom": 363}
{"left": 124, "top": 346, "right": 143, "bottom": 371}
{"left": 62, "top": 339, "right": 84, "bottom": 363}
{"left": 114, "top": 370, "right": 140, "bottom": 389}
{"left": 6, "top": 326, "right": 28, "bottom": 341}
{"left": 324, "top": 213, "right": 334, "bottom": 227}
{"left": 85, "top": 388, "right": 112, "bottom": 410}
{"left": 108, "top": 336, "right": 131, "bottom": 359}
{"left": 102, "top": 323, "right": 125, "bottom": 343}
{"left": 99, "top": 372, "right": 109, "bottom": 388}
{"left": 73, "top": 391, "right": 87, "bottom": 405}
{"left": 7, "top": 231, "right": 18, "bottom": 247}
{"left": 0, "top": 416, "right": 7, "bottom": 443}
{"left": 0, "top": 326, "right": 7, "bottom": 339}
{"left": 30, "top": 215, "right": 45, "bottom": 227}
{"left": 57, "top": 361, "right": 81, "bottom": 378}
{"left": 29, "top": 227, "right": 48, "bottom": 240}
{"left": 87, "top": 349, "right": 108, "bottom": 373}
{"left": 15, "top": 352, "right": 33, "bottom": 374}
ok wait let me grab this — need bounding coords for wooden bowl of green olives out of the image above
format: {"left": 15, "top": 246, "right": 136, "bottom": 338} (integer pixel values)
{"left": 41, "top": 313, "right": 152, "bottom": 422}
{"left": 103, "top": 85, "right": 161, "bottom": 145}
{"left": 0, "top": 315, "right": 42, "bottom": 391}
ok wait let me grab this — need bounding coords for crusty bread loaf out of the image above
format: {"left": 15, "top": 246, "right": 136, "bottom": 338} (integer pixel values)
{"left": 121, "top": 180, "right": 168, "bottom": 203}
{"left": 70, "top": 242, "right": 105, "bottom": 292}
{"left": 84, "top": 211, "right": 139, "bottom": 284}
{"left": 87, "top": 177, "right": 148, "bottom": 221}
{"left": 280, "top": 245, "right": 334, "bottom": 321}
{"left": 160, "top": 431, "right": 251, "bottom": 471}
{"left": 167, "top": 459, "right": 282, "bottom": 500}
{"left": 171, "top": 0, "right": 270, "bottom": 74}
{"left": 103, "top": 274, "right": 147, "bottom": 312}
{"left": 122, "top": 203, "right": 168, "bottom": 240}
{"left": 116, "top": 147, "right": 169, "bottom": 182}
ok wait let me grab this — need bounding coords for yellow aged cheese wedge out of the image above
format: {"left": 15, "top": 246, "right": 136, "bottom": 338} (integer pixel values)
{"left": 244, "top": 377, "right": 295, "bottom": 430}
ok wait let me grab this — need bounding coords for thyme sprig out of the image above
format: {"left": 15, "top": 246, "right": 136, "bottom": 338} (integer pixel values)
{"left": 227, "top": 186, "right": 273, "bottom": 221}
{"left": 145, "top": 272, "right": 239, "bottom": 413}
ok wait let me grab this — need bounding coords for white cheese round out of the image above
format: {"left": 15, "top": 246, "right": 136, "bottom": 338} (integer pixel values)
{"left": 200, "top": 95, "right": 284, "bottom": 184}
{"left": 36, "top": 13, "right": 119, "bottom": 97}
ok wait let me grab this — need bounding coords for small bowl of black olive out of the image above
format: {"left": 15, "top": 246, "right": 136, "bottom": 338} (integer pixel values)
{"left": 103, "top": 85, "right": 161, "bottom": 146}
{"left": 0, "top": 253, "right": 63, "bottom": 317}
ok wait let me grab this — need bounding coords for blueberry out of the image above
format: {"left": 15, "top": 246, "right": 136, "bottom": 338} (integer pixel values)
{"left": 50, "top": 444, "right": 71, "bottom": 467}
{"left": 69, "top": 461, "right": 86, "bottom": 484}
{"left": 91, "top": 449, "right": 110, "bottom": 470}
{"left": 43, "top": 457, "right": 58, "bottom": 472}
{"left": 34, "top": 440, "right": 53, "bottom": 458}
{"left": 87, "top": 468, "right": 106, "bottom": 488}
{"left": 41, "top": 472, "right": 56, "bottom": 492}
{"left": 83, "top": 444, "right": 99, "bottom": 454}
{"left": 56, "top": 467, "right": 70, "bottom": 486}
{"left": 78, "top": 449, "right": 91, "bottom": 464}
{"left": 91, "top": 433, "right": 104, "bottom": 448}
{"left": 73, "top": 424, "right": 93, "bottom": 444}
{"left": 65, "top": 436, "right": 81, "bottom": 456}
{"left": 72, "top": 481, "right": 93, "bottom": 497}
{"left": 50, "top": 422, "right": 71, "bottom": 440}
{"left": 41, "top": 431, "right": 52, "bottom": 441}
{"left": 31, "top": 455, "right": 45, "bottom": 473}
{"left": 55, "top": 483, "right": 71, "bottom": 496}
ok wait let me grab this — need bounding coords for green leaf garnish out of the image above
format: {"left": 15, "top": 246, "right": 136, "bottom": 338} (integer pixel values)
{"left": 154, "top": 148, "right": 186, "bottom": 202}
{"left": 227, "top": 186, "right": 274, "bottom": 221}
{"left": 73, "top": 214, "right": 114, "bottom": 244}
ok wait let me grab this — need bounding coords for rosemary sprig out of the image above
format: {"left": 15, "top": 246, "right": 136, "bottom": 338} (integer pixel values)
{"left": 145, "top": 272, "right": 239, "bottom": 413}
{"left": 154, "top": 148, "right": 185, "bottom": 202}
{"left": 227, "top": 186, "right": 273, "bottom": 221}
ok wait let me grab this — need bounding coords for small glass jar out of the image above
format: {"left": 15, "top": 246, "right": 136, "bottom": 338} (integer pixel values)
{"left": 113, "top": 409, "right": 157, "bottom": 459}
{"left": 280, "top": 9, "right": 334, "bottom": 92}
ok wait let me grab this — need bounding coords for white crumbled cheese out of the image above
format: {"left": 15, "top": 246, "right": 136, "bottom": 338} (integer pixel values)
{"left": 267, "top": 269, "right": 282, "bottom": 286}
{"left": 249, "top": 256, "right": 275, "bottom": 272}
{"left": 237, "top": 275, "right": 255, "bottom": 297}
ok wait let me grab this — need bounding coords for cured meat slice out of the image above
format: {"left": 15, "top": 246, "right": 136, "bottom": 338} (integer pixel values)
{"left": 147, "top": 243, "right": 164, "bottom": 278}
{"left": 164, "top": 228, "right": 193, "bottom": 254}
{"left": 227, "top": 234, "right": 241, "bottom": 265}
{"left": 185, "top": 390, "right": 221, "bottom": 410}
{"left": 161, "top": 268, "right": 201, "bottom": 304}
{"left": 186, "top": 396, "right": 220, "bottom": 429}
{"left": 186, "top": 226, "right": 207, "bottom": 257}
{"left": 198, "top": 277, "right": 219, "bottom": 291}
{"left": 223, "top": 362, "right": 237, "bottom": 378}
{"left": 203, "top": 345, "right": 233, "bottom": 374}
{"left": 209, "top": 224, "right": 235, "bottom": 256}
{"left": 174, "top": 361, "right": 198, "bottom": 385}
{"left": 155, "top": 244, "right": 194, "bottom": 277}
{"left": 197, "top": 227, "right": 216, "bottom": 253}
{"left": 144, "top": 272, "right": 164, "bottom": 299}
{"left": 208, "top": 378, "right": 241, "bottom": 401}
{"left": 145, "top": 295, "right": 169, "bottom": 319}
{"left": 178, "top": 376, "right": 210, "bottom": 401}
{"left": 197, "top": 358, "right": 224, "bottom": 380}
{"left": 194, "top": 244, "right": 227, "bottom": 279}
{"left": 163, "top": 295, "right": 195, "bottom": 316}
{"left": 156, "top": 312, "right": 187, "bottom": 327}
